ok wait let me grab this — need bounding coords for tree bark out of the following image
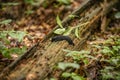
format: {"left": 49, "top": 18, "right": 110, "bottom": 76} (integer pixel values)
{"left": 0, "top": 0, "right": 118, "bottom": 80}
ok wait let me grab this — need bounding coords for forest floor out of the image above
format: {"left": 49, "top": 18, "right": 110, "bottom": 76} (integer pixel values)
{"left": 0, "top": 0, "right": 83, "bottom": 73}
{"left": 0, "top": 0, "right": 120, "bottom": 80}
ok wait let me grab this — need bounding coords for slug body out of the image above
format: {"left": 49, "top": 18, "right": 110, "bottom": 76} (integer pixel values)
{"left": 51, "top": 36, "right": 74, "bottom": 46}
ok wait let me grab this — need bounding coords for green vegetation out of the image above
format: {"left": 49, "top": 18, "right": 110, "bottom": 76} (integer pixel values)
{"left": 25, "top": 10, "right": 34, "bottom": 15}
{"left": 54, "top": 15, "right": 89, "bottom": 39}
{"left": 0, "top": 31, "right": 27, "bottom": 58}
{"left": 57, "top": 60, "right": 85, "bottom": 80}
{"left": 58, "top": 62, "right": 80, "bottom": 70}
{"left": 97, "top": 37, "right": 120, "bottom": 80}
{"left": 114, "top": 12, "right": 120, "bottom": 19}
{"left": 57, "top": 0, "right": 71, "bottom": 5}
{"left": 56, "top": 15, "right": 63, "bottom": 28}
{"left": 0, "top": 43, "right": 26, "bottom": 58}
{"left": 24, "top": 0, "right": 35, "bottom": 5}
{"left": 0, "top": 19, "right": 12, "bottom": 25}
{"left": 24, "top": 0, "right": 40, "bottom": 6}
{"left": 62, "top": 72, "right": 85, "bottom": 80}
{"left": 1, "top": 2, "right": 20, "bottom": 6}
{"left": 56, "top": 36, "right": 120, "bottom": 80}
{"left": 63, "top": 49, "right": 90, "bottom": 65}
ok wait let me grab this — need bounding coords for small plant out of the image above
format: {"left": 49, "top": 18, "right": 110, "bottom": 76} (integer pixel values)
{"left": 62, "top": 37, "right": 120, "bottom": 79}
{"left": 1, "top": 2, "right": 20, "bottom": 6}
{"left": 54, "top": 15, "right": 89, "bottom": 39}
{"left": 57, "top": 62, "right": 80, "bottom": 70}
{"left": 8, "top": 31, "right": 26, "bottom": 42}
{"left": 57, "top": 60, "right": 81, "bottom": 79}
{"left": 0, "top": 45, "right": 26, "bottom": 58}
{"left": 0, "top": 31, "right": 27, "bottom": 58}
{"left": 56, "top": 15, "right": 63, "bottom": 28}
{"left": 0, "top": 19, "right": 12, "bottom": 25}
{"left": 57, "top": 0, "right": 71, "bottom": 5}
{"left": 54, "top": 15, "right": 66, "bottom": 34}
{"left": 114, "top": 12, "right": 120, "bottom": 19}
{"left": 91, "top": 37, "right": 120, "bottom": 80}
{"left": 24, "top": 0, "right": 35, "bottom": 5}
{"left": 24, "top": 0, "right": 41, "bottom": 6}
{"left": 100, "top": 45, "right": 120, "bottom": 80}
{"left": 25, "top": 10, "right": 34, "bottom": 15}
{"left": 62, "top": 72, "right": 85, "bottom": 80}
{"left": 63, "top": 49, "right": 92, "bottom": 65}
{"left": 100, "top": 66, "right": 120, "bottom": 80}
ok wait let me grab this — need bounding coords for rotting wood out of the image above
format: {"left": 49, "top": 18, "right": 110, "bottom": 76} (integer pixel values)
{"left": 0, "top": 0, "right": 119, "bottom": 80}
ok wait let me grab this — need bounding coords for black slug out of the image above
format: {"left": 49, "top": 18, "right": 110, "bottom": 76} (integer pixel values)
{"left": 51, "top": 35, "right": 74, "bottom": 46}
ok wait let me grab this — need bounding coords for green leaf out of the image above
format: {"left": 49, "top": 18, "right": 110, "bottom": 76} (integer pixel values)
{"left": 115, "top": 39, "right": 120, "bottom": 45}
{"left": 0, "top": 31, "right": 7, "bottom": 38}
{"left": 63, "top": 49, "right": 90, "bottom": 60}
{"left": 117, "top": 46, "right": 120, "bottom": 49}
{"left": 9, "top": 48, "right": 21, "bottom": 54}
{"left": 57, "top": 0, "right": 71, "bottom": 5}
{"left": 65, "top": 50, "right": 80, "bottom": 56}
{"left": 1, "top": 2, "right": 20, "bottom": 6}
{"left": 111, "top": 58, "right": 119, "bottom": 65}
{"left": 9, "top": 31, "right": 26, "bottom": 42}
{"left": 83, "top": 59, "right": 89, "bottom": 65}
{"left": 56, "top": 15, "right": 63, "bottom": 28}
{"left": 101, "top": 66, "right": 114, "bottom": 80}
{"left": 62, "top": 72, "right": 85, "bottom": 80}
{"left": 85, "top": 55, "right": 97, "bottom": 59}
{"left": 21, "top": 46, "right": 27, "bottom": 53}
{"left": 54, "top": 28, "right": 65, "bottom": 34}
{"left": 112, "top": 46, "right": 119, "bottom": 51}
{"left": 58, "top": 62, "right": 80, "bottom": 70}
{"left": 2, "top": 49, "right": 11, "bottom": 58}
{"left": 64, "top": 50, "right": 90, "bottom": 55}
{"left": 0, "top": 31, "right": 11, "bottom": 44}
{"left": 64, "top": 50, "right": 81, "bottom": 60}
{"left": 75, "top": 28, "right": 79, "bottom": 38}
{"left": 0, "top": 19, "right": 12, "bottom": 25}
{"left": 17, "top": 31, "right": 26, "bottom": 42}
{"left": 63, "top": 27, "right": 74, "bottom": 36}
{"left": 24, "top": 0, "right": 35, "bottom": 5}
{"left": 1, "top": 46, "right": 26, "bottom": 58}
{"left": 62, "top": 72, "right": 71, "bottom": 78}
{"left": 92, "top": 45, "right": 101, "bottom": 48}
{"left": 102, "top": 46, "right": 114, "bottom": 55}
{"left": 25, "top": 10, "right": 34, "bottom": 15}
{"left": 115, "top": 12, "right": 120, "bottom": 19}
{"left": 0, "top": 41, "right": 6, "bottom": 49}
{"left": 71, "top": 73, "right": 85, "bottom": 80}
{"left": 9, "top": 46, "right": 26, "bottom": 55}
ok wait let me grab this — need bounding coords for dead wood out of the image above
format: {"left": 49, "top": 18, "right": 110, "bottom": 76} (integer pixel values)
{"left": 0, "top": 0, "right": 119, "bottom": 80}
